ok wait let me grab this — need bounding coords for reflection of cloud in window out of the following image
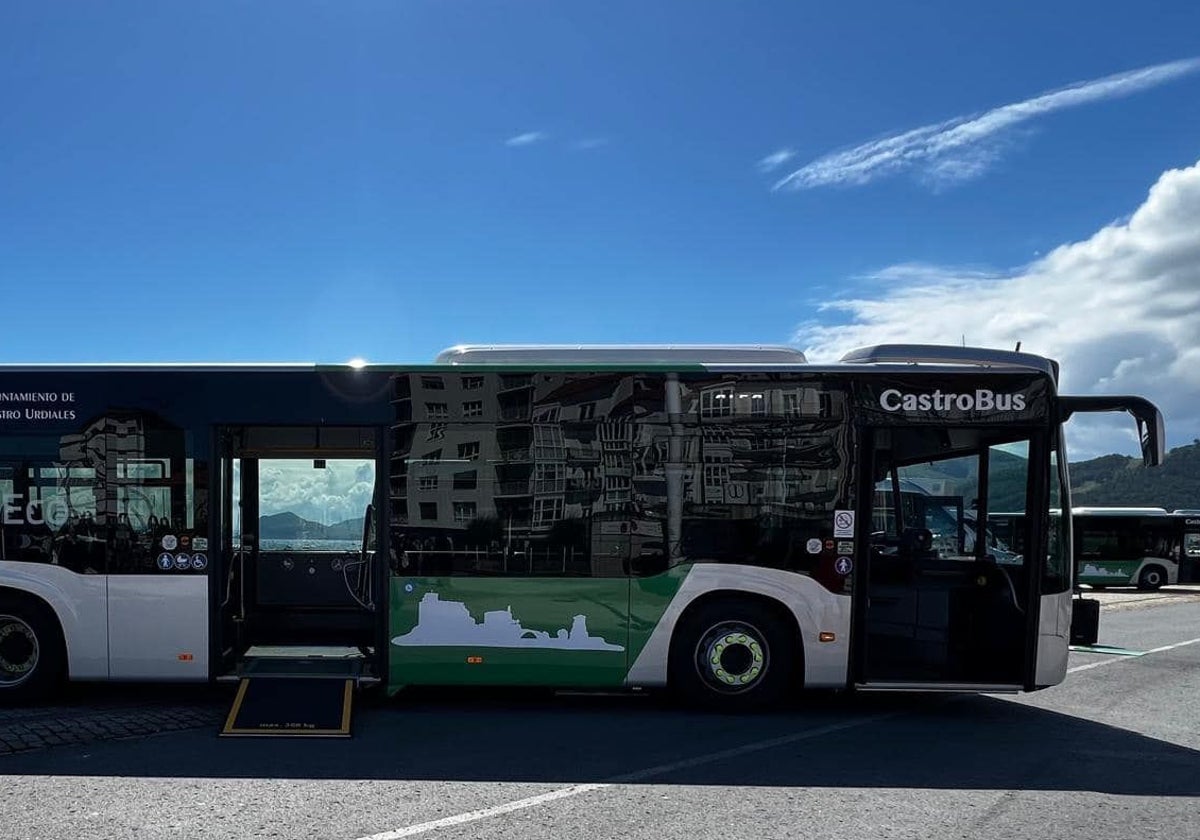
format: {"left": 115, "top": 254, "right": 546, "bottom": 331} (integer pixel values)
{"left": 257, "top": 459, "right": 375, "bottom": 525}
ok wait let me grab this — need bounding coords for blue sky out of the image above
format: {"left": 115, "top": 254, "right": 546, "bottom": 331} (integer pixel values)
{"left": 3, "top": 2, "right": 1199, "bottom": 453}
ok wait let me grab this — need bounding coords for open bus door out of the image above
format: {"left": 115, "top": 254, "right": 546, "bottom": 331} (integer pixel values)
{"left": 855, "top": 426, "right": 1043, "bottom": 690}
{"left": 211, "top": 425, "right": 385, "bottom": 681}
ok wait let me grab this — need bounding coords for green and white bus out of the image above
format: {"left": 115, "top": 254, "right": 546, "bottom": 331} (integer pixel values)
{"left": 1075, "top": 508, "right": 1200, "bottom": 590}
{"left": 990, "top": 508, "right": 1200, "bottom": 590}
{"left": 0, "top": 344, "right": 1164, "bottom": 709}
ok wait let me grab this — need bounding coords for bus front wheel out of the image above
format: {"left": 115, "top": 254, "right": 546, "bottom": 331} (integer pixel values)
{"left": 1137, "top": 565, "right": 1167, "bottom": 591}
{"left": 668, "top": 597, "right": 797, "bottom": 712}
{"left": 0, "top": 595, "right": 65, "bottom": 705}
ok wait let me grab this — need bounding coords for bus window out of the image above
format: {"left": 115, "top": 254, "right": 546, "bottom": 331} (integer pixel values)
{"left": 1044, "top": 445, "right": 1069, "bottom": 594}
{"left": 1186, "top": 532, "right": 1200, "bottom": 559}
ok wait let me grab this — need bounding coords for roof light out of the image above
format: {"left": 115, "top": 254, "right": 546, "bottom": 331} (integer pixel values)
{"left": 347, "top": 358, "right": 368, "bottom": 369}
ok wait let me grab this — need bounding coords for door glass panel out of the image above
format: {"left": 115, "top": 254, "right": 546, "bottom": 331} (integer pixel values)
{"left": 257, "top": 458, "right": 376, "bottom": 551}
{"left": 865, "top": 431, "right": 1034, "bottom": 684}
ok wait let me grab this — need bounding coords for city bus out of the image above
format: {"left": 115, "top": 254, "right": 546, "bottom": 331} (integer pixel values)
{"left": 988, "top": 508, "right": 1200, "bottom": 590}
{"left": 0, "top": 344, "right": 1164, "bottom": 711}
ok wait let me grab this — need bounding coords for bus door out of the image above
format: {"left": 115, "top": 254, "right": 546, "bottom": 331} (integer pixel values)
{"left": 856, "top": 426, "right": 1042, "bottom": 689}
{"left": 213, "top": 426, "right": 384, "bottom": 670}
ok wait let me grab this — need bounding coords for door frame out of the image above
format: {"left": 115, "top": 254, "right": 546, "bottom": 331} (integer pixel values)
{"left": 208, "top": 424, "right": 389, "bottom": 678}
{"left": 850, "top": 424, "right": 1050, "bottom": 689}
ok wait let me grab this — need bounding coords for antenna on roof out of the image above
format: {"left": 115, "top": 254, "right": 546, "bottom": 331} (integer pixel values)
{"left": 1014, "top": 341, "right": 1022, "bottom": 352}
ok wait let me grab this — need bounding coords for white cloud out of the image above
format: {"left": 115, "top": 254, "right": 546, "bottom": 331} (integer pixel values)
{"left": 795, "top": 159, "right": 1200, "bottom": 459}
{"left": 257, "top": 460, "right": 375, "bottom": 526}
{"left": 505, "top": 131, "right": 547, "bottom": 147}
{"left": 757, "top": 148, "right": 794, "bottom": 172}
{"left": 773, "top": 58, "right": 1200, "bottom": 191}
{"left": 572, "top": 137, "right": 610, "bottom": 151}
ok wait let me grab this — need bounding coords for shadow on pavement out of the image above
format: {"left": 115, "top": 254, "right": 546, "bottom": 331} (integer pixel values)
{"left": 2, "top": 686, "right": 1198, "bottom": 797}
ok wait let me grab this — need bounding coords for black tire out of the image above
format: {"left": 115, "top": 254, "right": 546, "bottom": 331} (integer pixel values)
{"left": 0, "top": 595, "right": 66, "bottom": 705}
{"left": 668, "top": 596, "right": 798, "bottom": 712}
{"left": 1137, "top": 565, "right": 1167, "bottom": 591}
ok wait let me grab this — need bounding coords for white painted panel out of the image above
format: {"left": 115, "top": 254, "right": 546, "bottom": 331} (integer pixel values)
{"left": 0, "top": 560, "right": 109, "bottom": 679}
{"left": 107, "top": 576, "right": 208, "bottom": 680}
{"left": 627, "top": 565, "right": 852, "bottom": 689}
{"left": 1034, "top": 590, "right": 1071, "bottom": 687}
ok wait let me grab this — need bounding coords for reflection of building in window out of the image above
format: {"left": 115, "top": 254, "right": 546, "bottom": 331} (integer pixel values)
{"left": 421, "top": 376, "right": 445, "bottom": 390}
{"left": 579, "top": 403, "right": 596, "bottom": 421}
{"left": 534, "top": 425, "right": 565, "bottom": 460}
{"left": 454, "top": 502, "right": 476, "bottom": 523}
{"left": 461, "top": 376, "right": 484, "bottom": 390}
{"left": 463, "top": 401, "right": 483, "bottom": 418}
{"left": 605, "top": 475, "right": 631, "bottom": 506}
{"left": 426, "top": 423, "right": 446, "bottom": 441}
{"left": 453, "top": 470, "right": 477, "bottom": 490}
{"left": 425, "top": 402, "right": 449, "bottom": 419}
{"left": 534, "top": 497, "right": 564, "bottom": 526}
{"left": 704, "top": 464, "right": 730, "bottom": 488}
{"left": 701, "top": 387, "right": 734, "bottom": 418}
{"left": 419, "top": 502, "right": 438, "bottom": 520}
{"left": 457, "top": 441, "right": 480, "bottom": 460}
{"left": 749, "top": 393, "right": 767, "bottom": 416}
{"left": 534, "top": 406, "right": 560, "bottom": 423}
{"left": 418, "top": 475, "right": 438, "bottom": 491}
{"left": 535, "top": 463, "right": 565, "bottom": 494}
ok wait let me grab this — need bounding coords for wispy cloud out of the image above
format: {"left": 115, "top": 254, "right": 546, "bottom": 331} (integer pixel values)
{"left": 505, "top": 131, "right": 547, "bottom": 147}
{"left": 773, "top": 57, "right": 1200, "bottom": 191}
{"left": 572, "top": 137, "right": 610, "bottom": 151}
{"left": 757, "top": 148, "right": 794, "bottom": 173}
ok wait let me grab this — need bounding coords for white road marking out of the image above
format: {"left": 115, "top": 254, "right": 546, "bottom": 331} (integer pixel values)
{"left": 1068, "top": 636, "right": 1200, "bottom": 673}
{"left": 357, "top": 634, "right": 1200, "bottom": 840}
{"left": 353, "top": 713, "right": 897, "bottom": 840}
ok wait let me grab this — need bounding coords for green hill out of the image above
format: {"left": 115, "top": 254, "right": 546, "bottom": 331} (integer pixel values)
{"left": 881, "top": 442, "right": 1200, "bottom": 511}
{"left": 1070, "top": 441, "right": 1200, "bottom": 510}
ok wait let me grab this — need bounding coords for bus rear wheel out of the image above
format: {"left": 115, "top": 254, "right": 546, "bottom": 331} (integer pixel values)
{"left": 669, "top": 597, "right": 797, "bottom": 712}
{"left": 1137, "top": 565, "right": 1167, "bottom": 591}
{"left": 0, "top": 596, "right": 65, "bottom": 705}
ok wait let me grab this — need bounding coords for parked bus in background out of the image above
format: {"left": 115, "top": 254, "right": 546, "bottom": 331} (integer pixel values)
{"left": 0, "top": 345, "right": 1164, "bottom": 708}
{"left": 989, "top": 508, "right": 1200, "bottom": 590}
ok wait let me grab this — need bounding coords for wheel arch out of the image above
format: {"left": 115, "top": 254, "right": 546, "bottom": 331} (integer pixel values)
{"left": 0, "top": 585, "right": 69, "bottom": 676}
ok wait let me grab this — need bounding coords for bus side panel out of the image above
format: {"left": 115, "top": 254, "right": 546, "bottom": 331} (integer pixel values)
{"left": 626, "top": 564, "right": 852, "bottom": 689}
{"left": 108, "top": 575, "right": 208, "bottom": 680}
{"left": 388, "top": 576, "right": 630, "bottom": 689}
{"left": 1034, "top": 590, "right": 1071, "bottom": 687}
{"left": 0, "top": 561, "right": 109, "bottom": 679}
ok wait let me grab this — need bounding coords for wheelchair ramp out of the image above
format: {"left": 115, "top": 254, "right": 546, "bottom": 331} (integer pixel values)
{"left": 221, "top": 677, "right": 354, "bottom": 738}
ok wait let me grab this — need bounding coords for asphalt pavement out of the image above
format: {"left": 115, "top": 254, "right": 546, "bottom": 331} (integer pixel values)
{"left": 2, "top": 592, "right": 1198, "bottom": 840}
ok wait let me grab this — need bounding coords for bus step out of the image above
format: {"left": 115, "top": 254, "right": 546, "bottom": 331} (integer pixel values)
{"left": 220, "top": 677, "right": 355, "bottom": 738}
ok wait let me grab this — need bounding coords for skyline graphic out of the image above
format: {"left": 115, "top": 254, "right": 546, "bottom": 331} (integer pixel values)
{"left": 391, "top": 592, "right": 625, "bottom": 651}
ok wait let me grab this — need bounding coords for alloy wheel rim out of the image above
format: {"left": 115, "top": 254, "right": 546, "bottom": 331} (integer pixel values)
{"left": 0, "top": 615, "right": 39, "bottom": 687}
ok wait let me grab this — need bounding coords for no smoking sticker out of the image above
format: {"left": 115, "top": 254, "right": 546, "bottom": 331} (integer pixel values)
{"left": 833, "top": 510, "right": 855, "bottom": 538}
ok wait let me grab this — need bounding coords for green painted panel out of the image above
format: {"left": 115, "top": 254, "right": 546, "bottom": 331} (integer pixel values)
{"left": 628, "top": 564, "right": 693, "bottom": 663}
{"left": 388, "top": 577, "right": 631, "bottom": 691}
{"left": 1077, "top": 560, "right": 1140, "bottom": 585}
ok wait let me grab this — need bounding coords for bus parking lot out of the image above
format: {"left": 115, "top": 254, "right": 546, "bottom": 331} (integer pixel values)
{"left": 2, "top": 588, "right": 1198, "bottom": 840}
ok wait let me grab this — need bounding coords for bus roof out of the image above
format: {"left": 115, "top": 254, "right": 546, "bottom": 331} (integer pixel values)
{"left": 1072, "top": 507, "right": 1170, "bottom": 517}
{"left": 0, "top": 343, "right": 1061, "bottom": 376}
{"left": 433, "top": 344, "right": 809, "bottom": 365}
